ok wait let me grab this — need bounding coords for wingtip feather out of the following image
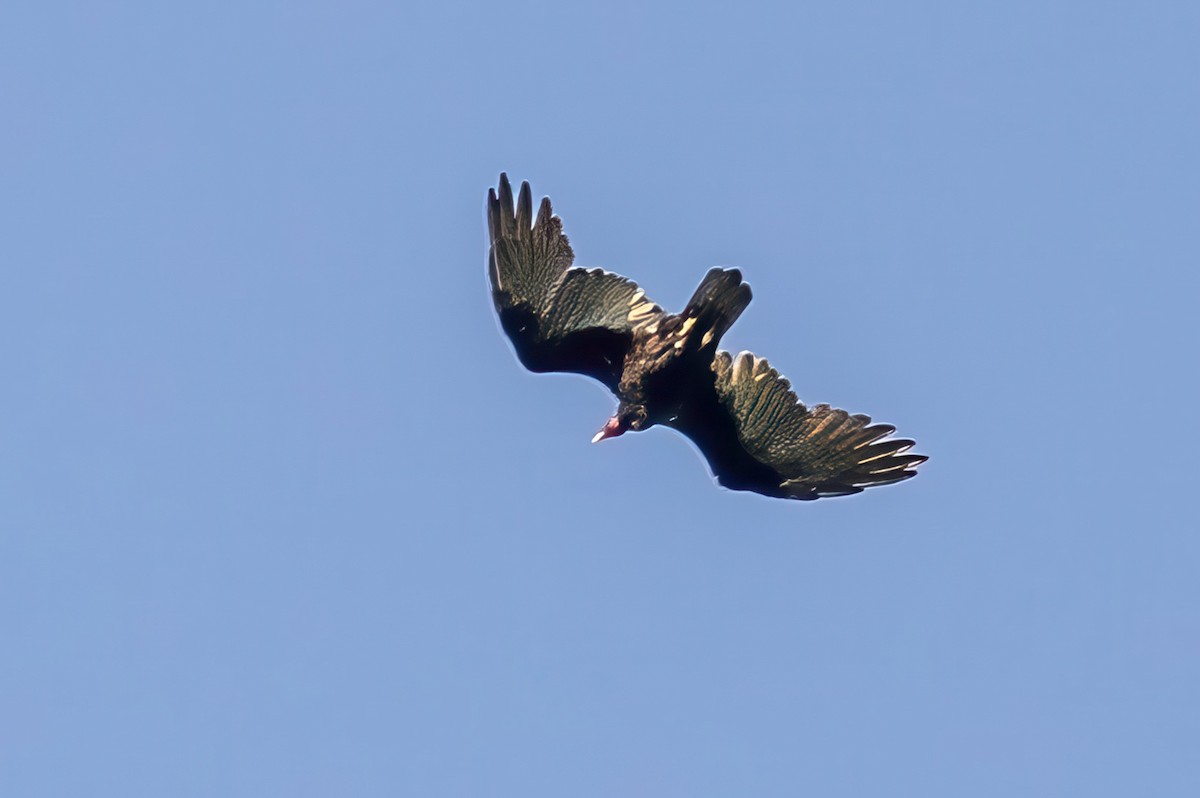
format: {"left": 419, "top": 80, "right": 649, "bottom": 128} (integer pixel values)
{"left": 517, "top": 180, "right": 533, "bottom": 232}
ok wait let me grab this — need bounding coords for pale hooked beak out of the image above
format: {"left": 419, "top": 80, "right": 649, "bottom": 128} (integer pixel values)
{"left": 591, "top": 416, "right": 625, "bottom": 444}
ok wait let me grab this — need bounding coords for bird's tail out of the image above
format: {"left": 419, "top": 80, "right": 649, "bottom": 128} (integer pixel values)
{"left": 682, "top": 268, "right": 752, "bottom": 350}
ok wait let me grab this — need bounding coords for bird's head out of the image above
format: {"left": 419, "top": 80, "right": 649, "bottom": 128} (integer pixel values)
{"left": 591, "top": 402, "right": 649, "bottom": 443}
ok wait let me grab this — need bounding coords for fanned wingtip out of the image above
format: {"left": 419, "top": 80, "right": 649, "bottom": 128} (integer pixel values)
{"left": 491, "top": 174, "right": 550, "bottom": 233}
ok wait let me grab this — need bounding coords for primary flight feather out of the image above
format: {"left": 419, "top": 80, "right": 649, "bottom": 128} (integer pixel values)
{"left": 487, "top": 174, "right": 926, "bottom": 500}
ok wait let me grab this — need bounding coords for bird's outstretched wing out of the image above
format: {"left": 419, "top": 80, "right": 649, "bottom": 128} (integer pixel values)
{"left": 487, "top": 174, "right": 661, "bottom": 390}
{"left": 669, "top": 351, "right": 927, "bottom": 500}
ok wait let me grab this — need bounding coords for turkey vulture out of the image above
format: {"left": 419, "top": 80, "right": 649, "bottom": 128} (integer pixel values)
{"left": 487, "top": 174, "right": 926, "bottom": 500}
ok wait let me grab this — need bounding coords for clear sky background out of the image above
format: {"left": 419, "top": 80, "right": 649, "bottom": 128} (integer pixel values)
{"left": 2, "top": 1, "right": 1197, "bottom": 795}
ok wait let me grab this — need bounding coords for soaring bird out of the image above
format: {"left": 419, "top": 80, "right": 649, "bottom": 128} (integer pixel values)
{"left": 486, "top": 174, "right": 926, "bottom": 500}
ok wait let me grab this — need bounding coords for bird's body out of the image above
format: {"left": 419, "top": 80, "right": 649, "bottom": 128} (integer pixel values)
{"left": 487, "top": 174, "right": 926, "bottom": 500}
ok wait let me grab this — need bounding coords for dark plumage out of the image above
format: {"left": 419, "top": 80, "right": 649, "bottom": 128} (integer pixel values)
{"left": 487, "top": 174, "right": 927, "bottom": 500}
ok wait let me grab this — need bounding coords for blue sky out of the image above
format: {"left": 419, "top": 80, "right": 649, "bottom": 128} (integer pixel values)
{"left": 2, "top": 1, "right": 1198, "bottom": 795}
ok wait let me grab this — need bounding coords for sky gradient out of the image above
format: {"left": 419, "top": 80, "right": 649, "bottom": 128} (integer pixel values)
{"left": 2, "top": 1, "right": 1198, "bottom": 795}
